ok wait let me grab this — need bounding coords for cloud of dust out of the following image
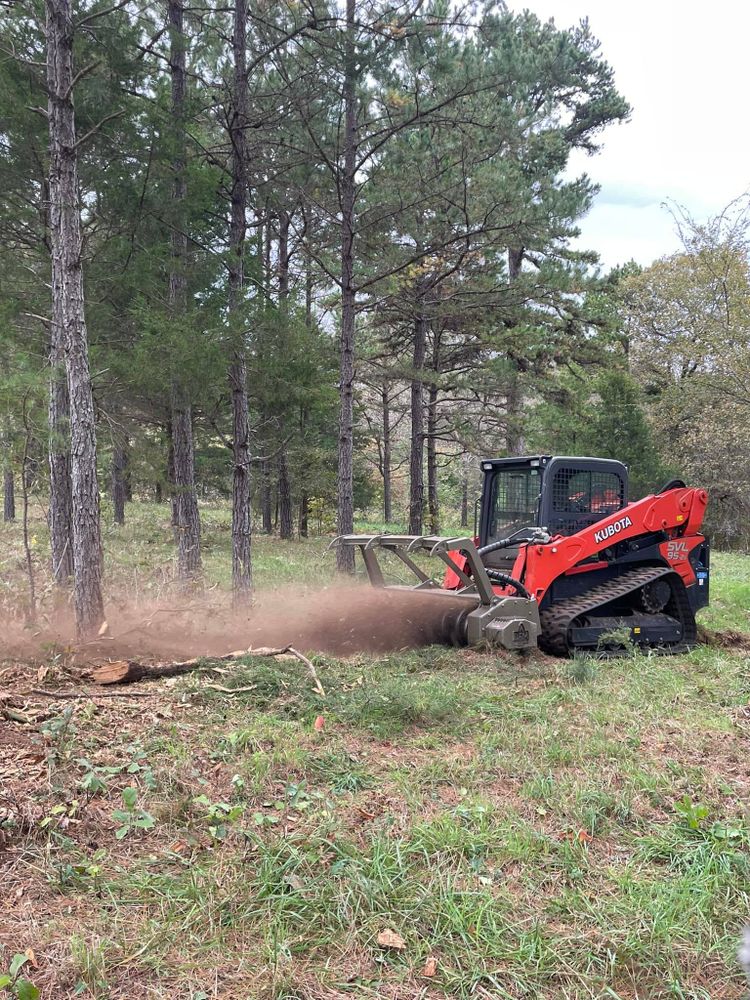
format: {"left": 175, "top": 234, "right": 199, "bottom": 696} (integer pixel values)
{"left": 1, "top": 584, "right": 471, "bottom": 665}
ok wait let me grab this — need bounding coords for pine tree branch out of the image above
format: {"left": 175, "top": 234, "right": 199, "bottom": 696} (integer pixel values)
{"left": 76, "top": 0, "right": 133, "bottom": 27}
{"left": 64, "top": 61, "right": 101, "bottom": 99}
{"left": 73, "top": 110, "right": 126, "bottom": 151}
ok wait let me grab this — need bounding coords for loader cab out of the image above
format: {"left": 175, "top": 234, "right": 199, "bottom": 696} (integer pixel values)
{"left": 478, "top": 456, "right": 629, "bottom": 552}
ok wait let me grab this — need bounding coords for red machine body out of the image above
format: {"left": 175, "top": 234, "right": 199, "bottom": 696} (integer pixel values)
{"left": 442, "top": 457, "right": 710, "bottom": 654}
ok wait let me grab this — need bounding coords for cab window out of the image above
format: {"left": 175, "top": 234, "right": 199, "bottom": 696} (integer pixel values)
{"left": 488, "top": 466, "right": 540, "bottom": 541}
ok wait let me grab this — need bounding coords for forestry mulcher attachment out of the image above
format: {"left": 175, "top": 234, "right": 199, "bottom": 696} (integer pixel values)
{"left": 335, "top": 456, "right": 710, "bottom": 656}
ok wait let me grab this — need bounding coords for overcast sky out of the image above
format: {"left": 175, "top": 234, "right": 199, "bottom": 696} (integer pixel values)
{"left": 510, "top": 0, "right": 750, "bottom": 269}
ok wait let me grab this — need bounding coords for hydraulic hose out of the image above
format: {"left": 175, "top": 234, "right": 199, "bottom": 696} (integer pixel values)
{"left": 485, "top": 569, "right": 531, "bottom": 600}
{"left": 475, "top": 526, "right": 545, "bottom": 600}
{"left": 476, "top": 527, "right": 534, "bottom": 558}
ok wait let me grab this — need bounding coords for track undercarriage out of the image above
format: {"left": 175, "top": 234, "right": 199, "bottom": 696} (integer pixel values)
{"left": 538, "top": 566, "right": 697, "bottom": 656}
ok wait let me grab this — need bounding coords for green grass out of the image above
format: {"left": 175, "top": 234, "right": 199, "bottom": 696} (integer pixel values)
{"left": 1, "top": 503, "right": 749, "bottom": 998}
{"left": 698, "top": 551, "right": 750, "bottom": 632}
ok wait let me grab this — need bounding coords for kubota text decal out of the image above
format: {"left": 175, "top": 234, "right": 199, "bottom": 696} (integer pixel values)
{"left": 593, "top": 515, "right": 633, "bottom": 545}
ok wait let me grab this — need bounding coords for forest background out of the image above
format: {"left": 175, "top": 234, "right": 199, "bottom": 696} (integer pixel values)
{"left": 1, "top": 0, "right": 749, "bottom": 634}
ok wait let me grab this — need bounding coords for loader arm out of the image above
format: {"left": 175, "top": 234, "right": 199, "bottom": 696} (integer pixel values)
{"left": 516, "top": 486, "right": 709, "bottom": 603}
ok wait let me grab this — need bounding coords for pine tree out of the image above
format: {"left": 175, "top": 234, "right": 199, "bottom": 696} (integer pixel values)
{"left": 166, "top": 0, "right": 202, "bottom": 585}
{"left": 46, "top": 0, "right": 104, "bottom": 634}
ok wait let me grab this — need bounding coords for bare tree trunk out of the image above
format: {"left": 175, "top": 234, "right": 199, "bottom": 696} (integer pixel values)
{"left": 278, "top": 209, "right": 289, "bottom": 300}
{"left": 336, "top": 0, "right": 356, "bottom": 572}
{"left": 505, "top": 377, "right": 526, "bottom": 455}
{"left": 48, "top": 251, "right": 74, "bottom": 581}
{"left": 278, "top": 449, "right": 293, "bottom": 540}
{"left": 275, "top": 207, "right": 294, "bottom": 544}
{"left": 167, "top": 0, "right": 201, "bottom": 584}
{"left": 21, "top": 395, "right": 37, "bottom": 620}
{"left": 227, "top": 0, "right": 252, "bottom": 602}
{"left": 46, "top": 0, "right": 103, "bottom": 635}
{"left": 124, "top": 453, "right": 132, "bottom": 502}
{"left": 506, "top": 247, "right": 526, "bottom": 456}
{"left": 297, "top": 400, "right": 309, "bottom": 539}
{"left": 305, "top": 255, "right": 313, "bottom": 327}
{"left": 426, "top": 327, "right": 441, "bottom": 534}
{"left": 460, "top": 473, "right": 468, "bottom": 528}
{"left": 264, "top": 210, "right": 272, "bottom": 291}
{"left": 165, "top": 418, "right": 176, "bottom": 518}
{"left": 111, "top": 442, "right": 127, "bottom": 525}
{"left": 382, "top": 384, "right": 392, "bottom": 523}
{"left": 43, "top": 146, "right": 73, "bottom": 575}
{"left": 426, "top": 383, "right": 439, "bottom": 535}
{"left": 261, "top": 460, "right": 273, "bottom": 533}
{"left": 170, "top": 395, "right": 202, "bottom": 580}
{"left": 408, "top": 307, "right": 427, "bottom": 535}
{"left": 4, "top": 468, "right": 15, "bottom": 523}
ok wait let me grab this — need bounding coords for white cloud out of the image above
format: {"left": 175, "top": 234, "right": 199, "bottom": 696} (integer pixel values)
{"left": 512, "top": 0, "right": 750, "bottom": 267}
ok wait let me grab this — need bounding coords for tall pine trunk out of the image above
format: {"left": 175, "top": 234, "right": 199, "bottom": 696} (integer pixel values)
{"left": 170, "top": 394, "right": 201, "bottom": 579}
{"left": 4, "top": 468, "right": 15, "bottom": 522}
{"left": 426, "top": 383, "right": 439, "bottom": 535}
{"left": 460, "top": 473, "right": 468, "bottom": 528}
{"left": 381, "top": 384, "right": 392, "bottom": 523}
{"left": 336, "top": 0, "right": 356, "bottom": 572}
{"left": 227, "top": 0, "right": 252, "bottom": 602}
{"left": 124, "top": 457, "right": 132, "bottom": 502}
{"left": 278, "top": 450, "right": 293, "bottom": 540}
{"left": 298, "top": 495, "right": 308, "bottom": 538}
{"left": 111, "top": 441, "right": 127, "bottom": 525}
{"left": 276, "top": 209, "right": 293, "bottom": 541}
{"left": 167, "top": 0, "right": 201, "bottom": 584}
{"left": 46, "top": 0, "right": 103, "bottom": 635}
{"left": 426, "top": 328, "right": 440, "bottom": 534}
{"left": 408, "top": 305, "right": 427, "bottom": 535}
{"left": 47, "top": 199, "right": 74, "bottom": 581}
{"left": 505, "top": 247, "right": 526, "bottom": 456}
{"left": 260, "top": 460, "right": 273, "bottom": 533}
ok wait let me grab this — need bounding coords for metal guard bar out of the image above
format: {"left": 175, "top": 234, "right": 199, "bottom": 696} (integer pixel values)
{"left": 331, "top": 534, "right": 498, "bottom": 606}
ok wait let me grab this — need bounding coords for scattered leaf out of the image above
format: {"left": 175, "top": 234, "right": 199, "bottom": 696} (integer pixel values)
{"left": 422, "top": 955, "right": 437, "bottom": 977}
{"left": 377, "top": 929, "right": 405, "bottom": 950}
{"left": 313, "top": 715, "right": 325, "bottom": 732}
{"left": 121, "top": 786, "right": 138, "bottom": 809}
{"left": 13, "top": 979, "right": 40, "bottom": 1000}
{"left": 9, "top": 954, "right": 29, "bottom": 979}
{"left": 97, "top": 621, "right": 109, "bottom": 637}
{"left": 16, "top": 981, "right": 40, "bottom": 1000}
{"left": 24, "top": 947, "right": 38, "bottom": 968}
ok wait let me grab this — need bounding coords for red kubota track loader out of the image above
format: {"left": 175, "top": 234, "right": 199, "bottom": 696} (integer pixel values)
{"left": 335, "top": 455, "right": 710, "bottom": 656}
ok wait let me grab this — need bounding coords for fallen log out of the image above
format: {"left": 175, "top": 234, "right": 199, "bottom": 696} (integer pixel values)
{"left": 91, "top": 646, "right": 325, "bottom": 697}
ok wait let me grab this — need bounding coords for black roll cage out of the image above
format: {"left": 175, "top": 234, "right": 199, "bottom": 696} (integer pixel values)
{"left": 477, "top": 455, "right": 629, "bottom": 545}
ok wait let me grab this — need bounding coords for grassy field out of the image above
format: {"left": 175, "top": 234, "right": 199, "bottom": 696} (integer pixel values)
{"left": 1, "top": 502, "right": 749, "bottom": 999}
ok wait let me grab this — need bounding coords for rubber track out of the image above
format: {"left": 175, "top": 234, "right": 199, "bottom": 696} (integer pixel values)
{"left": 539, "top": 565, "right": 681, "bottom": 656}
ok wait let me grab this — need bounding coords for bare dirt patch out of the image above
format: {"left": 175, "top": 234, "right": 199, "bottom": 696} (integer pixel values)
{"left": 697, "top": 624, "right": 750, "bottom": 652}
